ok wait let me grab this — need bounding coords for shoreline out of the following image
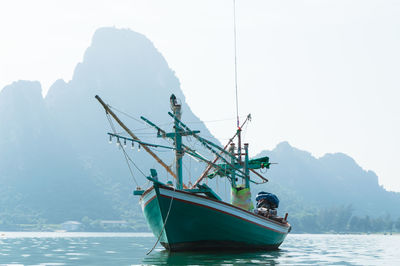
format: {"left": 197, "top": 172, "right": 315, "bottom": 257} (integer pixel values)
{"left": 1, "top": 231, "right": 399, "bottom": 237}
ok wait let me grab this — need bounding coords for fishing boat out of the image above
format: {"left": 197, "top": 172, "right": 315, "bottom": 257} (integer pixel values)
{"left": 95, "top": 94, "right": 291, "bottom": 251}
{"left": 95, "top": 1, "right": 290, "bottom": 252}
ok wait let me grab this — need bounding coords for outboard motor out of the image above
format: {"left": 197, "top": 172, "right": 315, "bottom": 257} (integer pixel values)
{"left": 255, "top": 191, "right": 279, "bottom": 217}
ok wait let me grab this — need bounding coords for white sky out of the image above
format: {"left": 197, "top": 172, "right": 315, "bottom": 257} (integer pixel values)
{"left": 1, "top": 0, "right": 399, "bottom": 191}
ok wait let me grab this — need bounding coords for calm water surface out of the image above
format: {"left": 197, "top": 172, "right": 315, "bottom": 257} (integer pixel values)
{"left": 0, "top": 232, "right": 399, "bottom": 265}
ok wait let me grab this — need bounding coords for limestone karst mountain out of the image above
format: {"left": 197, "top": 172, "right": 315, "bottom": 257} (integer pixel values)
{"left": 0, "top": 27, "right": 399, "bottom": 232}
{"left": 0, "top": 80, "right": 118, "bottom": 225}
{"left": 0, "top": 27, "right": 219, "bottom": 229}
{"left": 255, "top": 141, "right": 400, "bottom": 232}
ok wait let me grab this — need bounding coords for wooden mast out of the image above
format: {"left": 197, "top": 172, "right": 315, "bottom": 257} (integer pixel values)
{"left": 95, "top": 95, "right": 187, "bottom": 189}
{"left": 170, "top": 94, "right": 184, "bottom": 190}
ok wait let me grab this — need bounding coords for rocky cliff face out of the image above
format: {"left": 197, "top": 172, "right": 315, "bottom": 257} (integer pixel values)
{"left": 0, "top": 27, "right": 219, "bottom": 226}
{"left": 1, "top": 27, "right": 398, "bottom": 229}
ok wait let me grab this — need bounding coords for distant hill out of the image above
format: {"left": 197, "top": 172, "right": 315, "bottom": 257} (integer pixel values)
{"left": 0, "top": 27, "right": 218, "bottom": 230}
{"left": 0, "top": 80, "right": 118, "bottom": 226}
{"left": 0, "top": 27, "right": 399, "bottom": 232}
{"left": 254, "top": 142, "right": 400, "bottom": 232}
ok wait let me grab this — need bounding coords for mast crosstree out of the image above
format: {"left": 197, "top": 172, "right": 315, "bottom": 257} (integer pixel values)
{"left": 96, "top": 94, "right": 269, "bottom": 191}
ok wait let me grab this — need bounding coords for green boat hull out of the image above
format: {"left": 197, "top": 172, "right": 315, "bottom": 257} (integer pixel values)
{"left": 140, "top": 185, "right": 290, "bottom": 251}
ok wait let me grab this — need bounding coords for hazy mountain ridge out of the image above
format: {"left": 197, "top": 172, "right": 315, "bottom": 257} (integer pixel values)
{"left": 256, "top": 141, "right": 400, "bottom": 218}
{"left": 0, "top": 27, "right": 399, "bottom": 232}
{"left": 0, "top": 80, "right": 118, "bottom": 225}
{"left": 0, "top": 27, "right": 220, "bottom": 230}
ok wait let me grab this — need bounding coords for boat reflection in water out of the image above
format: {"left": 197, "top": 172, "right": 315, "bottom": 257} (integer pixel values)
{"left": 143, "top": 249, "right": 283, "bottom": 265}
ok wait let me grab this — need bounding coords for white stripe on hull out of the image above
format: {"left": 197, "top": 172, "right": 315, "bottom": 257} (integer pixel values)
{"left": 140, "top": 189, "right": 156, "bottom": 211}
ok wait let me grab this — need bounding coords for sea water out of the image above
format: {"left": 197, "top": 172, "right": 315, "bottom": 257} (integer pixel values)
{"left": 0, "top": 232, "right": 399, "bottom": 265}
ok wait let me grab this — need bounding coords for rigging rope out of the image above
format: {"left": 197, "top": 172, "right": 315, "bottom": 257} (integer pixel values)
{"left": 109, "top": 105, "right": 174, "bottom": 131}
{"left": 123, "top": 148, "right": 147, "bottom": 178}
{"left": 233, "top": 0, "right": 240, "bottom": 128}
{"left": 185, "top": 117, "right": 239, "bottom": 124}
{"left": 106, "top": 112, "right": 146, "bottom": 186}
{"left": 108, "top": 105, "right": 145, "bottom": 125}
{"left": 242, "top": 117, "right": 250, "bottom": 143}
{"left": 146, "top": 187, "right": 175, "bottom": 255}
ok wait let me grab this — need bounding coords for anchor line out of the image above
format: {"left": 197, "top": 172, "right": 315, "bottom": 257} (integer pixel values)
{"left": 146, "top": 187, "right": 175, "bottom": 255}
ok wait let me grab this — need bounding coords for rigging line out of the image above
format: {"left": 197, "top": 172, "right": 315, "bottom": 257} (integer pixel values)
{"left": 120, "top": 141, "right": 140, "bottom": 187}
{"left": 106, "top": 114, "right": 139, "bottom": 184}
{"left": 108, "top": 105, "right": 145, "bottom": 125}
{"left": 242, "top": 118, "right": 250, "bottom": 142}
{"left": 128, "top": 132, "right": 162, "bottom": 135}
{"left": 233, "top": 0, "right": 240, "bottom": 128}
{"left": 123, "top": 147, "right": 148, "bottom": 178}
{"left": 185, "top": 118, "right": 236, "bottom": 124}
{"left": 225, "top": 173, "right": 228, "bottom": 201}
{"left": 182, "top": 161, "right": 193, "bottom": 184}
{"left": 149, "top": 149, "right": 170, "bottom": 153}
{"left": 130, "top": 121, "right": 174, "bottom": 132}
{"left": 107, "top": 115, "right": 139, "bottom": 183}
{"left": 184, "top": 115, "right": 248, "bottom": 125}
{"left": 189, "top": 153, "right": 192, "bottom": 185}
{"left": 146, "top": 186, "right": 175, "bottom": 255}
{"left": 109, "top": 104, "right": 175, "bottom": 130}
{"left": 106, "top": 114, "right": 146, "bottom": 184}
{"left": 115, "top": 126, "right": 160, "bottom": 132}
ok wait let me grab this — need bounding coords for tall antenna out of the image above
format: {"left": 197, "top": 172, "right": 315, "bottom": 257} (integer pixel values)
{"left": 233, "top": 0, "right": 239, "bottom": 128}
